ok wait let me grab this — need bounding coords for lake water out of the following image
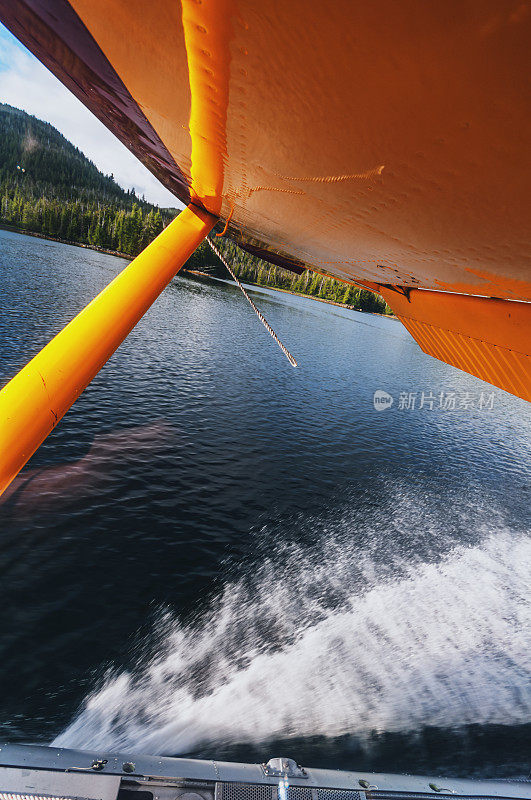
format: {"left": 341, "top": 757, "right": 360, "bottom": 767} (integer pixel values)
{"left": 0, "top": 228, "right": 530, "bottom": 778}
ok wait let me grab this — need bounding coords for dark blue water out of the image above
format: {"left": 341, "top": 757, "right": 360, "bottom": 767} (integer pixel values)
{"left": 0, "top": 229, "right": 530, "bottom": 778}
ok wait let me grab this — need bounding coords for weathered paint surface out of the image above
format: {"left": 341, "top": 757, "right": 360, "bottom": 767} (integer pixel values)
{"left": 0, "top": 0, "right": 529, "bottom": 403}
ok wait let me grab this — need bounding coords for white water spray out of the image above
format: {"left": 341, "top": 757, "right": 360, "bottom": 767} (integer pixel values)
{"left": 54, "top": 524, "right": 530, "bottom": 754}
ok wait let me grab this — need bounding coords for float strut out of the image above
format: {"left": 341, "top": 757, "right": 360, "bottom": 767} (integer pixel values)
{"left": 0, "top": 204, "right": 215, "bottom": 497}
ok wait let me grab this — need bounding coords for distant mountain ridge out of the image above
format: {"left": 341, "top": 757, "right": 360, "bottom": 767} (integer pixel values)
{"left": 0, "top": 103, "right": 175, "bottom": 256}
{"left": 0, "top": 102, "right": 155, "bottom": 206}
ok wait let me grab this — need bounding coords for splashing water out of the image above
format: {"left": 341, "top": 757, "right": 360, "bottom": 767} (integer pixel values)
{"left": 54, "top": 524, "right": 530, "bottom": 755}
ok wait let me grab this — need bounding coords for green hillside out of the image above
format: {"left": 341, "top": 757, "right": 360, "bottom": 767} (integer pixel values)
{"left": 0, "top": 103, "right": 172, "bottom": 255}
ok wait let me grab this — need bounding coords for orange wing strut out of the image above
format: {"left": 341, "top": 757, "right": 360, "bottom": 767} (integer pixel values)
{"left": 0, "top": 204, "right": 215, "bottom": 497}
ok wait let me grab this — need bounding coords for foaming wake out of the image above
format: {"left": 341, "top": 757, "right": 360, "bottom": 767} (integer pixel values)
{"left": 54, "top": 526, "right": 530, "bottom": 755}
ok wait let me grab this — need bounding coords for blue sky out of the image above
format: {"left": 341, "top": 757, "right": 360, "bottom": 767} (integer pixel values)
{"left": 0, "top": 23, "right": 181, "bottom": 207}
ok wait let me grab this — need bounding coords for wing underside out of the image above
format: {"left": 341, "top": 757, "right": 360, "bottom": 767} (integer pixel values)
{"left": 1, "top": 0, "right": 529, "bottom": 398}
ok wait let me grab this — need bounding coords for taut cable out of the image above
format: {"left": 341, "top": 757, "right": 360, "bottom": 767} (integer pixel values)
{"left": 207, "top": 237, "right": 298, "bottom": 368}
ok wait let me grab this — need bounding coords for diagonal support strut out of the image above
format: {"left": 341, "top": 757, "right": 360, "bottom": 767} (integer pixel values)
{"left": 0, "top": 204, "right": 215, "bottom": 497}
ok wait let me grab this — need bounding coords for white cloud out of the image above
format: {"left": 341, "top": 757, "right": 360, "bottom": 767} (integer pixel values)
{"left": 0, "top": 24, "right": 185, "bottom": 208}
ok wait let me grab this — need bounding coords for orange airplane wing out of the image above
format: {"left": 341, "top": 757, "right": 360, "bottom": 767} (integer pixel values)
{"left": 1, "top": 0, "right": 530, "bottom": 399}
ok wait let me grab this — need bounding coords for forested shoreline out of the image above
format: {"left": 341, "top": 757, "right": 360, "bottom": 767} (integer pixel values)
{"left": 0, "top": 193, "right": 166, "bottom": 257}
{"left": 185, "top": 238, "right": 393, "bottom": 315}
{"left": 0, "top": 102, "right": 393, "bottom": 316}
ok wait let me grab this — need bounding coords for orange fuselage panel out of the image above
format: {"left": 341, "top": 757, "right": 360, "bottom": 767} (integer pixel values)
{"left": 2, "top": 0, "right": 529, "bottom": 300}
{"left": 0, "top": 0, "right": 530, "bottom": 402}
